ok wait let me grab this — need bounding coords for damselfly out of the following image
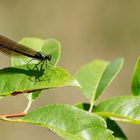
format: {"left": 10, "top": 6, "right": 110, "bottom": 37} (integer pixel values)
{"left": 0, "top": 35, "right": 52, "bottom": 69}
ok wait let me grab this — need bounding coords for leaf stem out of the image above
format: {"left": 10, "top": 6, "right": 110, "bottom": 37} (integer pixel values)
{"left": 0, "top": 98, "right": 32, "bottom": 120}
{"left": 23, "top": 99, "right": 32, "bottom": 113}
{"left": 0, "top": 112, "right": 26, "bottom": 119}
{"left": 88, "top": 102, "right": 94, "bottom": 113}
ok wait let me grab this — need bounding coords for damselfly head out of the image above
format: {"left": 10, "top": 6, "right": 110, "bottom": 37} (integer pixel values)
{"left": 45, "top": 54, "right": 52, "bottom": 61}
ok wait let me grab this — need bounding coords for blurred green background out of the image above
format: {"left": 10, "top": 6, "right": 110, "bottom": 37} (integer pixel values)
{"left": 0, "top": 0, "right": 140, "bottom": 140}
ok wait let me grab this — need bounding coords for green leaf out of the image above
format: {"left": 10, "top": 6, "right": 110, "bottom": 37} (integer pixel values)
{"left": 131, "top": 57, "right": 140, "bottom": 96}
{"left": 93, "top": 96, "right": 140, "bottom": 124}
{"left": 41, "top": 39, "right": 61, "bottom": 66}
{"left": 25, "top": 91, "right": 40, "bottom": 102}
{"left": 75, "top": 58, "right": 123, "bottom": 102}
{"left": 75, "top": 60, "right": 108, "bottom": 102}
{"left": 106, "top": 118, "right": 127, "bottom": 140}
{"left": 95, "top": 58, "right": 123, "bottom": 100}
{"left": 76, "top": 103, "right": 127, "bottom": 140}
{"left": 0, "top": 65, "right": 75, "bottom": 96}
{"left": 20, "top": 104, "right": 116, "bottom": 140}
{"left": 75, "top": 103, "right": 90, "bottom": 111}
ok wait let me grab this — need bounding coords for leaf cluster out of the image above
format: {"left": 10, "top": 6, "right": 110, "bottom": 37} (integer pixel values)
{"left": 0, "top": 37, "right": 140, "bottom": 140}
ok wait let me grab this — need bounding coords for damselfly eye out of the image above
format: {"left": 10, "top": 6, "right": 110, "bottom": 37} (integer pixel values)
{"left": 47, "top": 55, "right": 52, "bottom": 61}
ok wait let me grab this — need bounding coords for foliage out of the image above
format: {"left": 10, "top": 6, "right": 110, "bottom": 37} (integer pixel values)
{"left": 1, "top": 37, "right": 140, "bottom": 140}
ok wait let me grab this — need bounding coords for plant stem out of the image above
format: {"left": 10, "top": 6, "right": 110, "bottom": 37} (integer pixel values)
{"left": 88, "top": 102, "right": 94, "bottom": 113}
{"left": 0, "top": 112, "right": 26, "bottom": 118}
{"left": 23, "top": 99, "right": 32, "bottom": 113}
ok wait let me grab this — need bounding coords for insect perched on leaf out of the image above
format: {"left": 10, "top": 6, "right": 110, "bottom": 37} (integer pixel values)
{"left": 0, "top": 35, "right": 52, "bottom": 70}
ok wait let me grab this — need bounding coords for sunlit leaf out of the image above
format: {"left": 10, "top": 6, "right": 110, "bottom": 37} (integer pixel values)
{"left": 75, "top": 103, "right": 127, "bottom": 140}
{"left": 93, "top": 96, "right": 140, "bottom": 124}
{"left": 131, "top": 57, "right": 140, "bottom": 96}
{"left": 20, "top": 104, "right": 116, "bottom": 140}
{"left": 0, "top": 65, "right": 75, "bottom": 96}
{"left": 75, "top": 58, "right": 123, "bottom": 102}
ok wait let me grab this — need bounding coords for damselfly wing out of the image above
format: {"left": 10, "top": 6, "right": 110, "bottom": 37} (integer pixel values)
{"left": 0, "top": 35, "right": 52, "bottom": 63}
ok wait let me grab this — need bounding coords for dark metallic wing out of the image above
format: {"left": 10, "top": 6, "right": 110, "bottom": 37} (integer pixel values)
{"left": 0, "top": 35, "right": 43, "bottom": 60}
